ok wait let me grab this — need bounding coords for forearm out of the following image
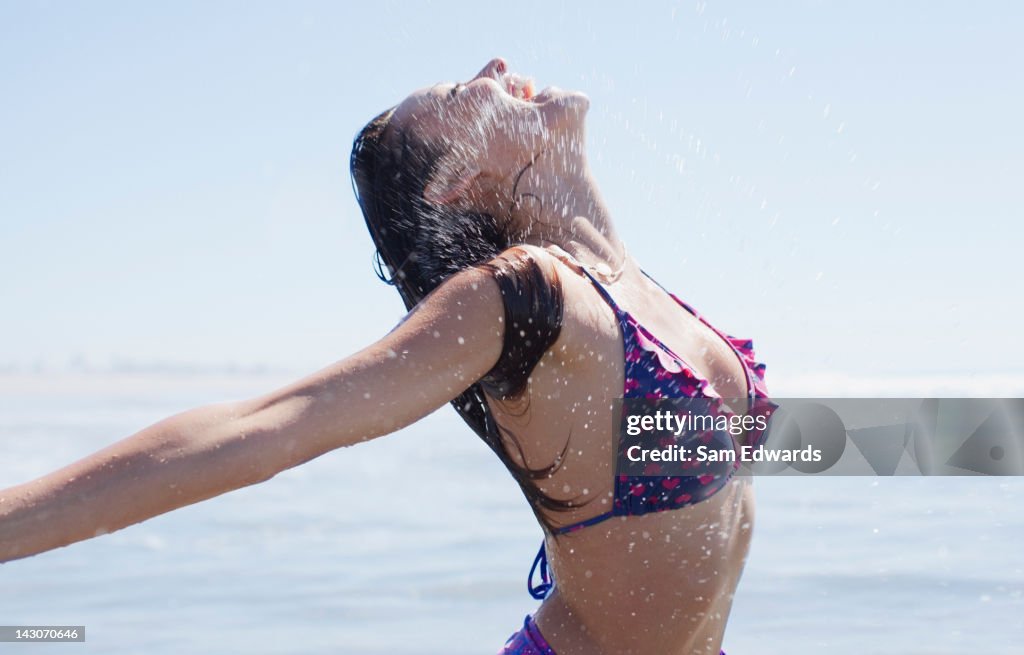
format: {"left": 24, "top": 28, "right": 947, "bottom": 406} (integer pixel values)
{"left": 0, "top": 401, "right": 270, "bottom": 562}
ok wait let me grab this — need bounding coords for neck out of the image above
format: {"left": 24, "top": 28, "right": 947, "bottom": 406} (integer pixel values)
{"left": 506, "top": 146, "right": 626, "bottom": 273}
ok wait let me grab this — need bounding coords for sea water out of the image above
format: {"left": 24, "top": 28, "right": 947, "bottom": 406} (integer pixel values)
{"left": 0, "top": 373, "right": 1021, "bottom": 654}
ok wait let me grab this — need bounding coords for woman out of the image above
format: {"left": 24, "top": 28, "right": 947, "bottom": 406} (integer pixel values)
{"left": 0, "top": 58, "right": 769, "bottom": 654}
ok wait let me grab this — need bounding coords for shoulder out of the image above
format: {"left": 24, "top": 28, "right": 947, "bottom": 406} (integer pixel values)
{"left": 477, "top": 244, "right": 560, "bottom": 283}
{"left": 477, "top": 244, "right": 589, "bottom": 300}
{"left": 472, "top": 245, "right": 573, "bottom": 326}
{"left": 476, "top": 244, "right": 616, "bottom": 341}
{"left": 468, "top": 246, "right": 564, "bottom": 397}
{"left": 403, "top": 245, "right": 561, "bottom": 342}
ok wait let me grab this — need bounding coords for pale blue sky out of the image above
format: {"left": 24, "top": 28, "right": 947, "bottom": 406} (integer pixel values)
{"left": 1, "top": 1, "right": 1020, "bottom": 386}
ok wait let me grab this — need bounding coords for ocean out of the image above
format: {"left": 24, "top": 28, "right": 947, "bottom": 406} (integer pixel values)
{"left": 1, "top": 372, "right": 1021, "bottom": 654}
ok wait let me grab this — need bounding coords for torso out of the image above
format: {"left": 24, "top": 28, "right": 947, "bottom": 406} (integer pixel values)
{"left": 485, "top": 246, "right": 757, "bottom": 654}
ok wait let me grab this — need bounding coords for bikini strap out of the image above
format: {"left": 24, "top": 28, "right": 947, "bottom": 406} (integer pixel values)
{"left": 553, "top": 510, "right": 616, "bottom": 534}
{"left": 575, "top": 266, "right": 627, "bottom": 317}
{"left": 641, "top": 270, "right": 757, "bottom": 403}
{"left": 528, "top": 541, "right": 554, "bottom": 600}
{"left": 639, "top": 269, "right": 699, "bottom": 316}
{"left": 526, "top": 507, "right": 619, "bottom": 599}
{"left": 576, "top": 265, "right": 695, "bottom": 324}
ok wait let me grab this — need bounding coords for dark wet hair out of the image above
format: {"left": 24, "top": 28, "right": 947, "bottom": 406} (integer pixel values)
{"left": 349, "top": 107, "right": 574, "bottom": 527}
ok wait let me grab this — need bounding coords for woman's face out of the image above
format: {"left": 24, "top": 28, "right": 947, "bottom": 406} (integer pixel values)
{"left": 391, "top": 58, "right": 589, "bottom": 193}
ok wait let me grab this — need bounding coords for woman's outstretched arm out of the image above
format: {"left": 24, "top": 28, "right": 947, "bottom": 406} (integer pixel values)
{"left": 0, "top": 267, "right": 505, "bottom": 562}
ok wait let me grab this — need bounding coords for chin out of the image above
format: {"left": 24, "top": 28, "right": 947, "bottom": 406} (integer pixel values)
{"left": 536, "top": 87, "right": 590, "bottom": 131}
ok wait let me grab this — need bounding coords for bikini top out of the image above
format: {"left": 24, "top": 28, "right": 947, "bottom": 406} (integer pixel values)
{"left": 528, "top": 266, "right": 771, "bottom": 599}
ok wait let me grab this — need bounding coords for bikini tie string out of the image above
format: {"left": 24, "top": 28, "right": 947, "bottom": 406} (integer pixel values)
{"left": 527, "top": 540, "right": 554, "bottom": 600}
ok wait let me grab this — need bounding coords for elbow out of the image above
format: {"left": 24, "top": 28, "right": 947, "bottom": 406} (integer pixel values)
{"left": 229, "top": 396, "right": 326, "bottom": 483}
{"left": 155, "top": 401, "right": 280, "bottom": 499}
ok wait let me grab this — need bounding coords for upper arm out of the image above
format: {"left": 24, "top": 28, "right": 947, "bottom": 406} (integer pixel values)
{"left": 234, "top": 265, "right": 506, "bottom": 479}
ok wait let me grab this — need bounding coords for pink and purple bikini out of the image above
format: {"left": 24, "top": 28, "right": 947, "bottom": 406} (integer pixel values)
{"left": 500, "top": 268, "right": 770, "bottom": 655}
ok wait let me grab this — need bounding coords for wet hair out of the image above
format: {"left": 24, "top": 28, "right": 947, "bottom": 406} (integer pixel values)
{"left": 350, "top": 107, "right": 574, "bottom": 527}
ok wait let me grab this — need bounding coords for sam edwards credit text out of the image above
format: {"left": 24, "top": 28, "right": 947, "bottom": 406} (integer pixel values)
{"left": 625, "top": 444, "right": 823, "bottom": 463}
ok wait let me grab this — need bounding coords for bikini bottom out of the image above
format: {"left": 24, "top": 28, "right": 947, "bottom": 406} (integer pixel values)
{"left": 499, "top": 614, "right": 726, "bottom": 655}
{"left": 499, "top": 615, "right": 555, "bottom": 655}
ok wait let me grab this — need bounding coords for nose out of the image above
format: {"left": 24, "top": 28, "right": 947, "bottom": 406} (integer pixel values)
{"left": 471, "top": 57, "right": 507, "bottom": 82}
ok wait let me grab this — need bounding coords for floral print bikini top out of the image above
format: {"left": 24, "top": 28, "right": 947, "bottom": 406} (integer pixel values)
{"left": 527, "top": 266, "right": 771, "bottom": 599}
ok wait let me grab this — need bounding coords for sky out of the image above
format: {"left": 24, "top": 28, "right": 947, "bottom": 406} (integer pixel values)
{"left": 0, "top": 0, "right": 1021, "bottom": 390}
